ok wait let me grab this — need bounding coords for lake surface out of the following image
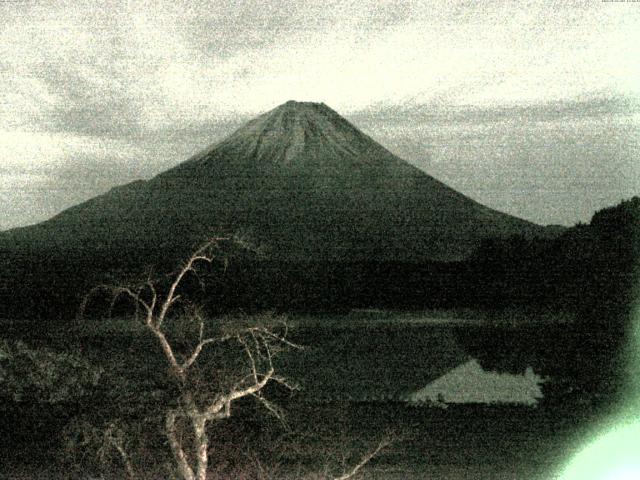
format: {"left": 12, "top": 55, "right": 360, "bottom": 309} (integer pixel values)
{"left": 0, "top": 309, "right": 621, "bottom": 479}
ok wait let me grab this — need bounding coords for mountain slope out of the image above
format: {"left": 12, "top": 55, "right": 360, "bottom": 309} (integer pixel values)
{"left": 3, "top": 101, "right": 550, "bottom": 262}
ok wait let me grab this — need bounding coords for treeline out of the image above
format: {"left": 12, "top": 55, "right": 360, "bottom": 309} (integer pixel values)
{"left": 1, "top": 198, "right": 638, "bottom": 322}
{"left": 457, "top": 196, "right": 640, "bottom": 393}
{"left": 468, "top": 196, "right": 639, "bottom": 315}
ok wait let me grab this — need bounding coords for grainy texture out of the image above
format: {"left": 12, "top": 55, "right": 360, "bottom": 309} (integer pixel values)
{"left": 1, "top": 2, "right": 638, "bottom": 479}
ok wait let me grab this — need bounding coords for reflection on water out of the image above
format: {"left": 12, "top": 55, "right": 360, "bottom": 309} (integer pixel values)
{"left": 406, "top": 358, "right": 546, "bottom": 405}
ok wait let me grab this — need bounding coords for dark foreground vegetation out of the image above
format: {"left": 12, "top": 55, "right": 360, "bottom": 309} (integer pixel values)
{"left": 0, "top": 197, "right": 638, "bottom": 478}
{"left": 0, "top": 315, "right": 621, "bottom": 479}
{"left": 0, "top": 399, "right": 613, "bottom": 479}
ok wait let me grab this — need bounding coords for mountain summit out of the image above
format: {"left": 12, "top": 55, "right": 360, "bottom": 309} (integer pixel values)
{"left": 203, "top": 100, "right": 368, "bottom": 166}
{"left": 167, "top": 100, "right": 420, "bottom": 182}
{"left": 4, "top": 101, "right": 549, "bottom": 261}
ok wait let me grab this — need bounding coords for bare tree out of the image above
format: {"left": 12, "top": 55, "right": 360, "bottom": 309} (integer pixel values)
{"left": 79, "top": 237, "right": 394, "bottom": 480}
{"left": 82, "top": 238, "right": 300, "bottom": 480}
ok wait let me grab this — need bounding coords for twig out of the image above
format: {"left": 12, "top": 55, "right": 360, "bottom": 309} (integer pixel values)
{"left": 332, "top": 438, "right": 392, "bottom": 480}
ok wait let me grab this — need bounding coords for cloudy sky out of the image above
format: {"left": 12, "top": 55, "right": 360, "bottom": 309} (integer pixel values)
{"left": 1, "top": 0, "right": 639, "bottom": 229}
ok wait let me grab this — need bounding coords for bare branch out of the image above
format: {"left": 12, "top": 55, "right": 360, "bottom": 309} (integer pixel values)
{"left": 261, "top": 333, "right": 274, "bottom": 366}
{"left": 270, "top": 374, "right": 300, "bottom": 392}
{"left": 249, "top": 329, "right": 263, "bottom": 361}
{"left": 250, "top": 392, "right": 289, "bottom": 429}
{"left": 197, "top": 313, "right": 204, "bottom": 342}
{"left": 239, "top": 334, "right": 259, "bottom": 384}
{"left": 105, "top": 286, "right": 153, "bottom": 322}
{"left": 146, "top": 281, "right": 157, "bottom": 324}
{"left": 157, "top": 238, "right": 226, "bottom": 328}
{"left": 204, "top": 368, "right": 275, "bottom": 420}
{"left": 180, "top": 335, "right": 234, "bottom": 372}
{"left": 332, "top": 438, "right": 392, "bottom": 480}
{"left": 228, "top": 368, "right": 275, "bottom": 402}
{"left": 252, "top": 326, "right": 304, "bottom": 350}
{"left": 98, "top": 423, "right": 137, "bottom": 480}
{"left": 149, "top": 326, "right": 184, "bottom": 380}
{"left": 168, "top": 293, "right": 182, "bottom": 308}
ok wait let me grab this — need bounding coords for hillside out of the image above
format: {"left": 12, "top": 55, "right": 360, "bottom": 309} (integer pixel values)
{"left": 2, "top": 101, "right": 550, "bottom": 263}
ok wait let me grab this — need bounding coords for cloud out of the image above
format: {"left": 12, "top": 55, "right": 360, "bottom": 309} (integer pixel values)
{"left": 0, "top": 0, "right": 638, "bottom": 229}
{"left": 349, "top": 96, "right": 640, "bottom": 225}
{"left": 3, "top": 0, "right": 639, "bottom": 131}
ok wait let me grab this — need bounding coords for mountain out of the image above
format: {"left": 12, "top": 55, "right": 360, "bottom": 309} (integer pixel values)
{"left": 2, "top": 101, "right": 552, "bottom": 262}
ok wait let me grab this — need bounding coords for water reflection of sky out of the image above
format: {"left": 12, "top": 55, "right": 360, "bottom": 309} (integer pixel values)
{"left": 406, "top": 358, "right": 545, "bottom": 405}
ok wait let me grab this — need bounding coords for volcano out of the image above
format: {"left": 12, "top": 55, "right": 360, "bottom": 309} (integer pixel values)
{"left": 3, "top": 101, "right": 550, "bottom": 262}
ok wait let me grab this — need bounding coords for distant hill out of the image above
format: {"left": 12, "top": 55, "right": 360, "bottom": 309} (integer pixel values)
{"left": 1, "top": 101, "right": 554, "bottom": 263}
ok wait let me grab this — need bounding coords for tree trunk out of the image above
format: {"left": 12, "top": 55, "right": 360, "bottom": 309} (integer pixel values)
{"left": 166, "top": 410, "right": 196, "bottom": 480}
{"left": 193, "top": 415, "right": 209, "bottom": 480}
